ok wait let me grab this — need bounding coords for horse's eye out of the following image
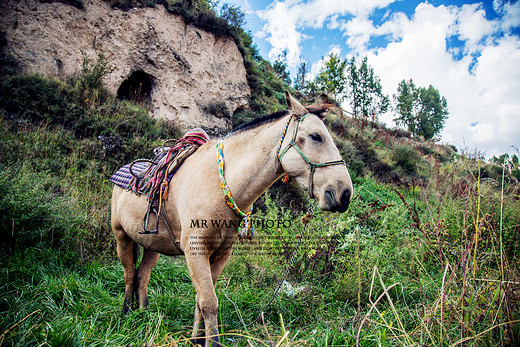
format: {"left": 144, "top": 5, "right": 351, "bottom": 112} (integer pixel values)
{"left": 309, "top": 133, "right": 323, "bottom": 142}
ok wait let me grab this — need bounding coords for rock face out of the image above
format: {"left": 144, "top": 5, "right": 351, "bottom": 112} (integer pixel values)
{"left": 0, "top": 0, "right": 250, "bottom": 131}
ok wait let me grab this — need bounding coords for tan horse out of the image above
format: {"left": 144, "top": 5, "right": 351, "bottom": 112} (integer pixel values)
{"left": 111, "top": 92, "right": 353, "bottom": 346}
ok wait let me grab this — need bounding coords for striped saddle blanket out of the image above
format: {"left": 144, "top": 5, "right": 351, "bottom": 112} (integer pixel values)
{"left": 109, "top": 128, "right": 210, "bottom": 202}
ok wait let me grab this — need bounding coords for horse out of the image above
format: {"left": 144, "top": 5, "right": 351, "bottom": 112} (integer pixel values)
{"left": 110, "top": 91, "right": 353, "bottom": 346}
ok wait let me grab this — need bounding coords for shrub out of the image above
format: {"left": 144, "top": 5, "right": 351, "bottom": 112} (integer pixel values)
{"left": 0, "top": 74, "right": 82, "bottom": 128}
{"left": 390, "top": 144, "right": 421, "bottom": 175}
{"left": 334, "top": 137, "right": 363, "bottom": 177}
{"left": 71, "top": 52, "right": 112, "bottom": 104}
{"left": 0, "top": 165, "right": 85, "bottom": 254}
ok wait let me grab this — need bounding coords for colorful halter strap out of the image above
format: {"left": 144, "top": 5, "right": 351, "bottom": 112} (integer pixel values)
{"left": 216, "top": 141, "right": 253, "bottom": 239}
{"left": 277, "top": 113, "right": 346, "bottom": 199}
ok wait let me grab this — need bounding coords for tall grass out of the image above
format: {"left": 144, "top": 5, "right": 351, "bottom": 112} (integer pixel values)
{"left": 0, "top": 66, "right": 518, "bottom": 345}
{"left": 0, "top": 55, "right": 179, "bottom": 259}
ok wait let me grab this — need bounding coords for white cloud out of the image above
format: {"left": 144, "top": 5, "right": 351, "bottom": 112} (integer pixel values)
{"left": 254, "top": 0, "right": 520, "bottom": 157}
{"left": 366, "top": 3, "right": 520, "bottom": 157}
{"left": 457, "top": 4, "right": 495, "bottom": 43}
{"left": 494, "top": 0, "right": 520, "bottom": 32}
{"left": 256, "top": 0, "right": 394, "bottom": 66}
{"left": 343, "top": 16, "right": 376, "bottom": 52}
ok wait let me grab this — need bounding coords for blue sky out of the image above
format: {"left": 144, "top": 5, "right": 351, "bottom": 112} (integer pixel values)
{"left": 223, "top": 0, "right": 520, "bottom": 158}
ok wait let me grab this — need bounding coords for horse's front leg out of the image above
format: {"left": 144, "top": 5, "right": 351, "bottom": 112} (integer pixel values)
{"left": 190, "top": 245, "right": 234, "bottom": 346}
{"left": 186, "top": 253, "right": 220, "bottom": 347}
{"left": 192, "top": 294, "right": 206, "bottom": 345}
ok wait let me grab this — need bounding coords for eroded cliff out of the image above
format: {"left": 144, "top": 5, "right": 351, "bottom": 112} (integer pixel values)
{"left": 0, "top": 0, "right": 250, "bottom": 131}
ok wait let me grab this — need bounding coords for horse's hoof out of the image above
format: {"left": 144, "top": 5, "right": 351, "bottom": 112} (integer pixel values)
{"left": 189, "top": 338, "right": 204, "bottom": 346}
{"left": 121, "top": 303, "right": 132, "bottom": 316}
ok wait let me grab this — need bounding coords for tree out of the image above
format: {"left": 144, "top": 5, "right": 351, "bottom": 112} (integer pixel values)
{"left": 294, "top": 61, "right": 308, "bottom": 92}
{"left": 393, "top": 79, "right": 449, "bottom": 140}
{"left": 273, "top": 59, "right": 291, "bottom": 85}
{"left": 347, "top": 56, "right": 389, "bottom": 120}
{"left": 220, "top": 3, "right": 245, "bottom": 29}
{"left": 394, "top": 79, "right": 417, "bottom": 131}
{"left": 315, "top": 53, "right": 348, "bottom": 102}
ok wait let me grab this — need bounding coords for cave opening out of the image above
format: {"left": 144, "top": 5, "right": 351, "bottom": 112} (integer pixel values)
{"left": 117, "top": 71, "right": 153, "bottom": 104}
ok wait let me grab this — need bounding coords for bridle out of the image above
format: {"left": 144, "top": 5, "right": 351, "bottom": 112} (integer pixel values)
{"left": 277, "top": 113, "right": 346, "bottom": 199}
{"left": 215, "top": 111, "right": 345, "bottom": 238}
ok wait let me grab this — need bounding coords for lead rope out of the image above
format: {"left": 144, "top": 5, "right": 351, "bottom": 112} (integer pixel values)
{"left": 216, "top": 141, "right": 254, "bottom": 238}
{"left": 225, "top": 200, "right": 315, "bottom": 329}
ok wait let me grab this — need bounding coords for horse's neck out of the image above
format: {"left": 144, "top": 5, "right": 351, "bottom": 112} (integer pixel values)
{"left": 221, "top": 116, "right": 289, "bottom": 210}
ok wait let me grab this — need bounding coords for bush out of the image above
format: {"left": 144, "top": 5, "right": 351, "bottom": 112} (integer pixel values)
{"left": 390, "top": 144, "right": 421, "bottom": 175}
{"left": 0, "top": 165, "right": 85, "bottom": 254}
{"left": 335, "top": 137, "right": 363, "bottom": 177}
{"left": 0, "top": 75, "right": 82, "bottom": 128}
{"left": 71, "top": 52, "right": 112, "bottom": 104}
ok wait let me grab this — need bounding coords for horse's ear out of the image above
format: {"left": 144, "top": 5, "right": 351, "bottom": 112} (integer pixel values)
{"left": 285, "top": 91, "right": 307, "bottom": 116}
{"left": 306, "top": 104, "right": 334, "bottom": 120}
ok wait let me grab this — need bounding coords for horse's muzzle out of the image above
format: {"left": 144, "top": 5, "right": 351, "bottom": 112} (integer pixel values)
{"left": 324, "top": 188, "right": 351, "bottom": 213}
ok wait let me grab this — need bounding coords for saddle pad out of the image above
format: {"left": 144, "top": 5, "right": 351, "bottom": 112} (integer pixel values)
{"left": 109, "top": 161, "right": 152, "bottom": 190}
{"left": 109, "top": 128, "right": 210, "bottom": 196}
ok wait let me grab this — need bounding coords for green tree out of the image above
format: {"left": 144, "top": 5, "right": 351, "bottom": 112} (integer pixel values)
{"left": 394, "top": 79, "right": 417, "bottom": 131}
{"left": 220, "top": 2, "right": 245, "bottom": 29}
{"left": 393, "top": 79, "right": 449, "bottom": 140}
{"left": 315, "top": 53, "right": 348, "bottom": 101}
{"left": 294, "top": 61, "right": 308, "bottom": 92}
{"left": 273, "top": 59, "right": 291, "bottom": 85}
{"left": 347, "top": 56, "right": 389, "bottom": 120}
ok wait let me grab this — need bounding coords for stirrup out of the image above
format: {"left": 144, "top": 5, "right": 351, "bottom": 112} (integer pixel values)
{"left": 140, "top": 202, "right": 159, "bottom": 234}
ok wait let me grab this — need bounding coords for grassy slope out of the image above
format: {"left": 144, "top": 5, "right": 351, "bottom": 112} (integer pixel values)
{"left": 1, "top": 70, "right": 519, "bottom": 346}
{"left": 1, "top": 25, "right": 519, "bottom": 347}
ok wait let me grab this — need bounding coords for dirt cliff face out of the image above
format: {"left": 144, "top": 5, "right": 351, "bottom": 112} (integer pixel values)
{"left": 0, "top": 0, "right": 250, "bottom": 131}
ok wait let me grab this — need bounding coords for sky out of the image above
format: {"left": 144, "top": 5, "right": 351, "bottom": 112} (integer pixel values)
{"left": 223, "top": 0, "right": 520, "bottom": 158}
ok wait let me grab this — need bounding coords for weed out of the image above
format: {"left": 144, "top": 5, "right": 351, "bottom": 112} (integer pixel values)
{"left": 1, "top": 66, "right": 518, "bottom": 346}
{"left": 390, "top": 143, "right": 421, "bottom": 175}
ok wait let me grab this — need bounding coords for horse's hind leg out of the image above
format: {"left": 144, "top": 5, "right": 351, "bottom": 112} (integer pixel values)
{"left": 135, "top": 249, "right": 160, "bottom": 309}
{"left": 113, "top": 226, "right": 137, "bottom": 314}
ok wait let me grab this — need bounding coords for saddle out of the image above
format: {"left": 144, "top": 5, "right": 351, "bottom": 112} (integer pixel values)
{"left": 109, "top": 128, "right": 210, "bottom": 235}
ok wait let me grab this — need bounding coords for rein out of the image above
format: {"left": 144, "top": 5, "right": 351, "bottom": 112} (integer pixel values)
{"left": 277, "top": 113, "right": 346, "bottom": 199}
{"left": 217, "top": 112, "right": 342, "bottom": 325}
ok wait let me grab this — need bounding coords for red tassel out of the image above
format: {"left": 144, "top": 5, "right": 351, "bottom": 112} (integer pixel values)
{"left": 282, "top": 172, "right": 289, "bottom": 183}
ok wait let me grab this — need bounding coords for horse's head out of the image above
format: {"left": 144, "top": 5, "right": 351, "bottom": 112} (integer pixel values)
{"left": 278, "top": 92, "right": 353, "bottom": 213}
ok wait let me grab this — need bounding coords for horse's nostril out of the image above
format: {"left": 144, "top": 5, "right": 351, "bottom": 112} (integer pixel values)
{"left": 324, "top": 188, "right": 351, "bottom": 212}
{"left": 341, "top": 189, "right": 351, "bottom": 205}
{"left": 337, "top": 189, "right": 351, "bottom": 212}
{"left": 325, "top": 189, "right": 335, "bottom": 205}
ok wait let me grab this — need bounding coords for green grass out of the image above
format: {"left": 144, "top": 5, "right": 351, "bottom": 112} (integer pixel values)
{"left": 0, "top": 249, "right": 197, "bottom": 346}
{"left": 1, "top": 175, "right": 518, "bottom": 346}
{"left": 0, "top": 69, "right": 519, "bottom": 346}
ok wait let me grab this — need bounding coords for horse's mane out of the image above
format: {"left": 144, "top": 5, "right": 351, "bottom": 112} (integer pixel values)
{"left": 230, "top": 110, "right": 289, "bottom": 134}
{"left": 230, "top": 104, "right": 334, "bottom": 135}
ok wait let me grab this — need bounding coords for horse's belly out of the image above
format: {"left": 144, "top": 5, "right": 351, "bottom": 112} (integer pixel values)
{"left": 118, "top": 213, "right": 184, "bottom": 255}
{"left": 135, "top": 233, "right": 184, "bottom": 256}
